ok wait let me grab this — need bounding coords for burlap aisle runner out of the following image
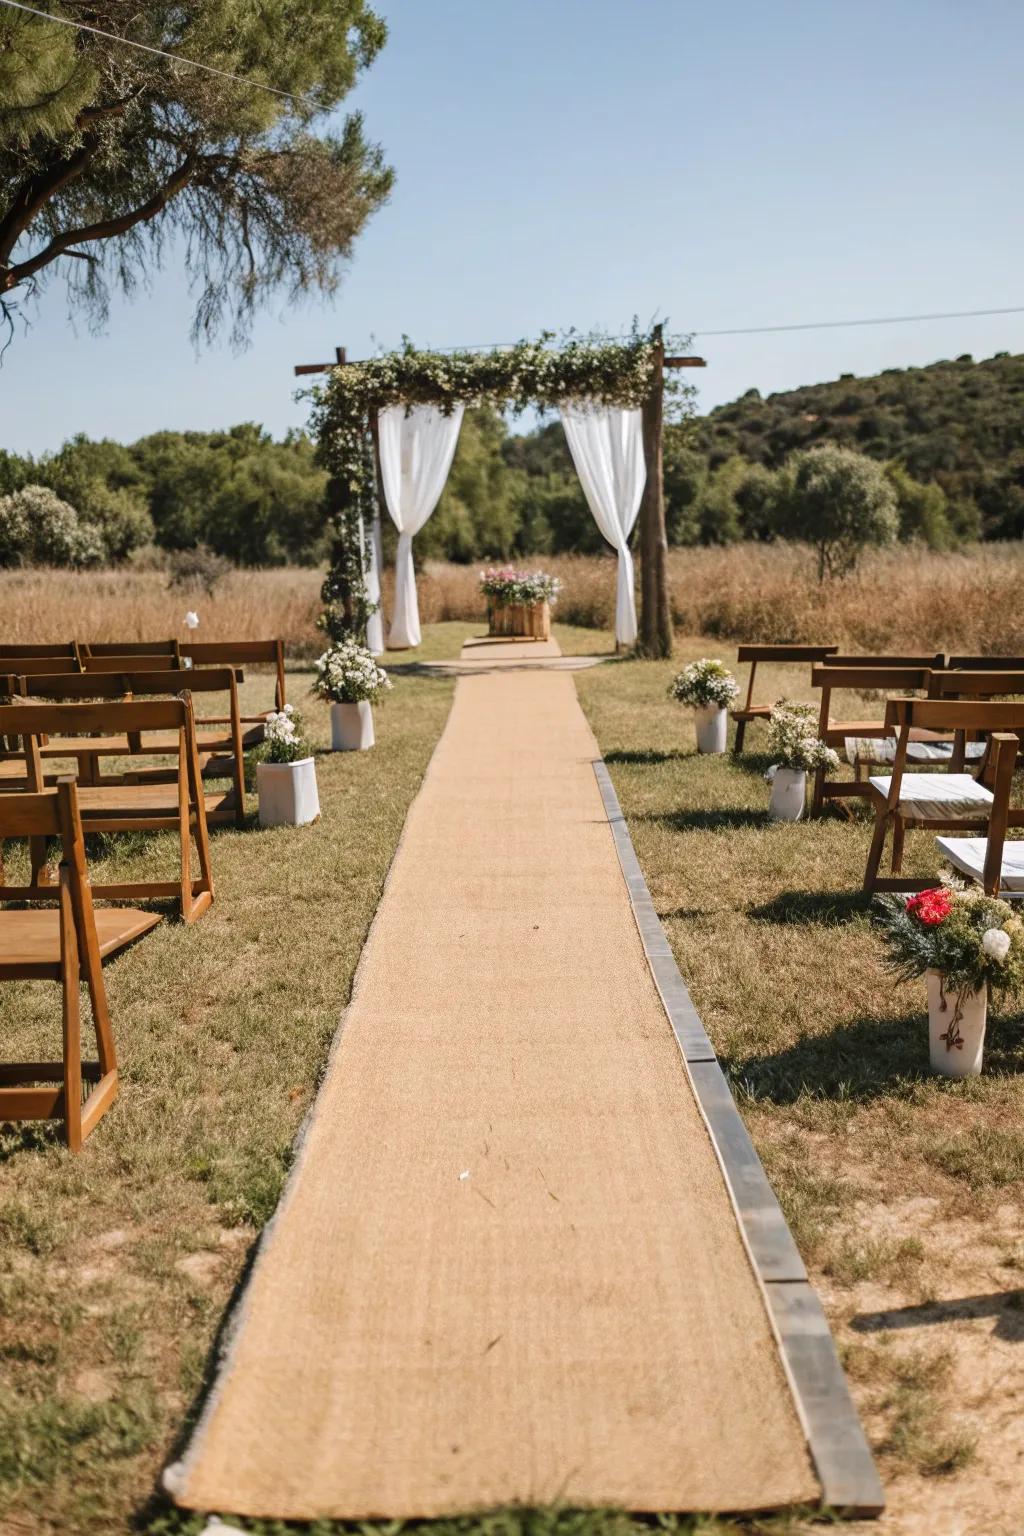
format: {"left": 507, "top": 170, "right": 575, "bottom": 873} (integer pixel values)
{"left": 170, "top": 638, "right": 820, "bottom": 1519}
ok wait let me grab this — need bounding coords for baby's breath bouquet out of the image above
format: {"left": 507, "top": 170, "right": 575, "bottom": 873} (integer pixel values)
{"left": 312, "top": 641, "right": 392, "bottom": 705}
{"left": 765, "top": 699, "right": 840, "bottom": 775}
{"left": 667, "top": 658, "right": 739, "bottom": 709}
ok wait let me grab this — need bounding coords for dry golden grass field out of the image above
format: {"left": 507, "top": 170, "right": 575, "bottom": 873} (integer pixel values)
{"left": 6, "top": 538, "right": 1024, "bottom": 656}
{"left": 1, "top": 549, "right": 1024, "bottom": 1535}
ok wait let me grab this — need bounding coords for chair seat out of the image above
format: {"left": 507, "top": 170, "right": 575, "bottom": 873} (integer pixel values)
{"left": 937, "top": 837, "right": 1024, "bottom": 895}
{"left": 731, "top": 704, "right": 772, "bottom": 722}
{"left": 869, "top": 773, "right": 994, "bottom": 819}
{"left": 75, "top": 785, "right": 235, "bottom": 816}
{"left": 0, "top": 905, "right": 161, "bottom": 969}
{"left": 0, "top": 759, "right": 27, "bottom": 782}
{"left": 845, "top": 737, "right": 986, "bottom": 765}
{"left": 40, "top": 730, "right": 232, "bottom": 758}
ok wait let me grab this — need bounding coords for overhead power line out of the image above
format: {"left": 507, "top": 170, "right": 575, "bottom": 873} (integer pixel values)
{"left": 694, "top": 305, "right": 1024, "bottom": 337}
{"left": 0, "top": 0, "right": 308, "bottom": 105}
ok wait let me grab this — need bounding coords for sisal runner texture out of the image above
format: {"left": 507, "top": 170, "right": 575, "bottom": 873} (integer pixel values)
{"left": 171, "top": 638, "right": 820, "bottom": 1520}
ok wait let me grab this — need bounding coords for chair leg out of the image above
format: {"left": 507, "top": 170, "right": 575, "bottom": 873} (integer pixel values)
{"left": 733, "top": 718, "right": 747, "bottom": 755}
{"left": 60, "top": 872, "right": 83, "bottom": 1153}
{"left": 863, "top": 811, "right": 891, "bottom": 892}
{"left": 891, "top": 815, "right": 906, "bottom": 874}
{"left": 811, "top": 765, "right": 826, "bottom": 817}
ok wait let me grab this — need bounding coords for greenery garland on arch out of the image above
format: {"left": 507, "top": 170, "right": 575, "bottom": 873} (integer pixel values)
{"left": 307, "top": 325, "right": 696, "bottom": 643}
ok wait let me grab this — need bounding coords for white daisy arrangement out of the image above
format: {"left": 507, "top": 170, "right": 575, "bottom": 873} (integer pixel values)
{"left": 312, "top": 640, "right": 392, "bottom": 704}
{"left": 479, "top": 568, "right": 563, "bottom": 606}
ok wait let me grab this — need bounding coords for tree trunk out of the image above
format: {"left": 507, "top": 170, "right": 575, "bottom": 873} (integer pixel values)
{"left": 639, "top": 325, "right": 672, "bottom": 657}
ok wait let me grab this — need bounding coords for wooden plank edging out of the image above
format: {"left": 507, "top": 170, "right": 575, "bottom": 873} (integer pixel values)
{"left": 591, "top": 759, "right": 885, "bottom": 1519}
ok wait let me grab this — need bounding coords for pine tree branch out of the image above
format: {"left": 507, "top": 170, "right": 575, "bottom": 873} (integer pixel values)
{"left": 4, "top": 153, "right": 197, "bottom": 289}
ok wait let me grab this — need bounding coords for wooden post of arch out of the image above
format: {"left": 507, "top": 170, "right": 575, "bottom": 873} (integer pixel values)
{"left": 639, "top": 324, "right": 672, "bottom": 658}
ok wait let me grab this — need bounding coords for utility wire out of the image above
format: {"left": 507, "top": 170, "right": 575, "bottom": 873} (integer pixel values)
{"left": 0, "top": 0, "right": 309, "bottom": 105}
{"left": 695, "top": 304, "right": 1024, "bottom": 337}
{"left": 383, "top": 306, "right": 1024, "bottom": 357}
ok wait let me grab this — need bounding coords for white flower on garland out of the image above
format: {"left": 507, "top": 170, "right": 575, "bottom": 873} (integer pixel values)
{"left": 982, "top": 927, "right": 1012, "bottom": 963}
{"left": 312, "top": 640, "right": 392, "bottom": 704}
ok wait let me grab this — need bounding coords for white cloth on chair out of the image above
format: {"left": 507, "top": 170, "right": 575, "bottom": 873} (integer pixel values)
{"left": 378, "top": 403, "right": 464, "bottom": 649}
{"left": 560, "top": 401, "right": 646, "bottom": 647}
{"left": 869, "top": 773, "right": 993, "bottom": 820}
{"left": 936, "top": 836, "right": 1024, "bottom": 894}
{"left": 845, "top": 737, "right": 986, "bottom": 766}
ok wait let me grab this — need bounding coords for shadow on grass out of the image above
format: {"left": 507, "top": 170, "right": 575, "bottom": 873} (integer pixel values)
{"left": 639, "top": 807, "right": 771, "bottom": 833}
{"left": 603, "top": 747, "right": 690, "bottom": 766}
{"left": 749, "top": 888, "right": 873, "bottom": 927}
{"left": 853, "top": 1291, "right": 1024, "bottom": 1342}
{"left": 727, "top": 1010, "right": 1024, "bottom": 1104}
{"left": 731, "top": 750, "right": 776, "bottom": 780}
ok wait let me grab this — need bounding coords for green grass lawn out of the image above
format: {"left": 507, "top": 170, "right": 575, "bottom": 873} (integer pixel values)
{"left": 574, "top": 639, "right": 1024, "bottom": 1529}
{"left": 0, "top": 653, "right": 456, "bottom": 1534}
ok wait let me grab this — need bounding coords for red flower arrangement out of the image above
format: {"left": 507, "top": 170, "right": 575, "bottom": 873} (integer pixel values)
{"left": 906, "top": 887, "right": 954, "bottom": 926}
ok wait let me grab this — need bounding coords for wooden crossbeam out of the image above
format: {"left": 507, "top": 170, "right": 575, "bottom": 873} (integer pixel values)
{"left": 294, "top": 346, "right": 706, "bottom": 377}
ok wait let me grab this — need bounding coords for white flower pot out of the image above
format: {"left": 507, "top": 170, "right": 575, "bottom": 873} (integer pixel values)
{"left": 926, "top": 970, "right": 987, "bottom": 1078}
{"left": 694, "top": 704, "right": 728, "bottom": 754}
{"left": 257, "top": 757, "right": 320, "bottom": 828}
{"left": 331, "top": 700, "right": 375, "bottom": 751}
{"left": 769, "top": 767, "right": 807, "bottom": 822}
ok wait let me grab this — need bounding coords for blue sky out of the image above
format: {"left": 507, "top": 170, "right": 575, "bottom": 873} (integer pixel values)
{"left": 4, "top": 0, "right": 1023, "bottom": 456}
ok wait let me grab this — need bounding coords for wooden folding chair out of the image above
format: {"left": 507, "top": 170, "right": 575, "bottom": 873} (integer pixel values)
{"left": 731, "top": 644, "right": 838, "bottom": 753}
{"left": 809, "top": 664, "right": 945, "bottom": 815}
{"left": 18, "top": 668, "right": 247, "bottom": 825}
{"left": 936, "top": 735, "right": 1024, "bottom": 897}
{"left": 926, "top": 671, "right": 1024, "bottom": 770}
{"left": 183, "top": 639, "right": 287, "bottom": 748}
{"left": 0, "top": 779, "right": 161, "bottom": 1150}
{"left": 0, "top": 696, "right": 217, "bottom": 922}
{"left": 862, "top": 698, "right": 1024, "bottom": 892}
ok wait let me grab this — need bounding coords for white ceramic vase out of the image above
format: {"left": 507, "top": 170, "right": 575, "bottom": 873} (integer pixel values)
{"left": 257, "top": 758, "right": 320, "bottom": 828}
{"left": 331, "top": 700, "right": 375, "bottom": 751}
{"left": 926, "top": 969, "right": 987, "bottom": 1078}
{"left": 769, "top": 767, "right": 807, "bottom": 822}
{"left": 694, "top": 704, "right": 728, "bottom": 754}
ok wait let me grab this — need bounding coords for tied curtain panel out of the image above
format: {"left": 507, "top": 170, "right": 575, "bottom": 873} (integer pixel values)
{"left": 559, "top": 403, "right": 646, "bottom": 648}
{"left": 377, "top": 402, "right": 465, "bottom": 649}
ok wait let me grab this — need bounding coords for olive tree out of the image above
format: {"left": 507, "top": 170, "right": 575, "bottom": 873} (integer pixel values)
{"left": 781, "top": 445, "right": 899, "bottom": 579}
{"left": 0, "top": 2, "right": 392, "bottom": 344}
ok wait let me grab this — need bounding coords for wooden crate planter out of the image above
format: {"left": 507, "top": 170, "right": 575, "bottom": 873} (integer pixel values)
{"left": 488, "top": 600, "right": 550, "bottom": 640}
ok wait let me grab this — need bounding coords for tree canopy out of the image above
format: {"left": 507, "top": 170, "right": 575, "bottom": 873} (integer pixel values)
{"left": 0, "top": 1, "right": 392, "bottom": 342}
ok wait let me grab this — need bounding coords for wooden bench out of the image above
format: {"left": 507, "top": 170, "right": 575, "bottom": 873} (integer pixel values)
{"left": 0, "top": 695, "right": 217, "bottom": 922}
{"left": 862, "top": 698, "right": 1024, "bottom": 892}
{"left": 731, "top": 644, "right": 838, "bottom": 753}
{"left": 0, "top": 779, "right": 161, "bottom": 1149}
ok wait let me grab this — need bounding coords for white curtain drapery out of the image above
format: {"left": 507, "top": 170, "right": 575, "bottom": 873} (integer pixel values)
{"left": 377, "top": 402, "right": 465, "bottom": 649}
{"left": 559, "top": 402, "right": 646, "bottom": 647}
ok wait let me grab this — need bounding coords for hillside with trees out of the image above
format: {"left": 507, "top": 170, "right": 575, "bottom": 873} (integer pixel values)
{"left": 697, "top": 350, "right": 1024, "bottom": 541}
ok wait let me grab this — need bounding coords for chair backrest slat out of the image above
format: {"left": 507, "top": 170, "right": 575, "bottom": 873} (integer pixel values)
{"left": 82, "top": 653, "right": 184, "bottom": 673}
{"left": 929, "top": 670, "right": 1024, "bottom": 698}
{"left": 948, "top": 655, "right": 1024, "bottom": 670}
{"left": 0, "top": 698, "right": 188, "bottom": 736}
{"left": 1, "top": 655, "right": 82, "bottom": 675}
{"left": 0, "top": 786, "right": 62, "bottom": 837}
{"left": 82, "top": 639, "right": 180, "bottom": 657}
{"left": 17, "top": 667, "right": 241, "bottom": 699}
{"left": 0, "top": 642, "right": 78, "bottom": 659}
{"left": 821, "top": 653, "right": 947, "bottom": 668}
{"left": 885, "top": 697, "right": 1024, "bottom": 731}
{"left": 735, "top": 643, "right": 838, "bottom": 663}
